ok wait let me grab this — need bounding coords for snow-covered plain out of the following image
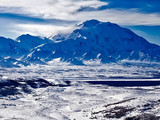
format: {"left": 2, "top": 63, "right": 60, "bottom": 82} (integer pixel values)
{"left": 0, "top": 62, "right": 160, "bottom": 120}
{"left": 0, "top": 19, "right": 160, "bottom": 120}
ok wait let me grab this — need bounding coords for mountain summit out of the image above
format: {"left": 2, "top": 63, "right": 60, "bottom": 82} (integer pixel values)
{"left": 0, "top": 19, "right": 160, "bottom": 67}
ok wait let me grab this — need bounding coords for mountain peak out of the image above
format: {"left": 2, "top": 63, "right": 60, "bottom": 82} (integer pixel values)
{"left": 81, "top": 19, "right": 119, "bottom": 28}
{"left": 81, "top": 19, "right": 100, "bottom": 28}
{"left": 17, "top": 34, "right": 42, "bottom": 41}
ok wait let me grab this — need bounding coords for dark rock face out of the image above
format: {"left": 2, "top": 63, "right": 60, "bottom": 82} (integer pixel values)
{"left": 103, "top": 106, "right": 134, "bottom": 118}
{"left": 0, "top": 79, "right": 71, "bottom": 96}
{"left": 90, "top": 98, "right": 160, "bottom": 120}
{"left": 125, "top": 113, "right": 160, "bottom": 120}
{"left": 0, "top": 80, "right": 21, "bottom": 96}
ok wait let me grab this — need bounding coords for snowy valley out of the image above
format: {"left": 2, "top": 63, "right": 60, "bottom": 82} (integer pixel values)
{"left": 0, "top": 20, "right": 160, "bottom": 120}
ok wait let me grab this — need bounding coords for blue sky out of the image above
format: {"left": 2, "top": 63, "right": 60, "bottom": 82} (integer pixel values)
{"left": 0, "top": 0, "right": 160, "bottom": 45}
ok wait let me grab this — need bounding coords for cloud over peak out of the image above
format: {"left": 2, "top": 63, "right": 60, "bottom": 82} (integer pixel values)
{"left": 0, "top": 0, "right": 160, "bottom": 45}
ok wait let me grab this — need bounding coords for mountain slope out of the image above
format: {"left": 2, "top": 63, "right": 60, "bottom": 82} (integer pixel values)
{"left": 0, "top": 35, "right": 51, "bottom": 67}
{"left": 17, "top": 34, "right": 51, "bottom": 51}
{"left": 0, "top": 37, "right": 22, "bottom": 57}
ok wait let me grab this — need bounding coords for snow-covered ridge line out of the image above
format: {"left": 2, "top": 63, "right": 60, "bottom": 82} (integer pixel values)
{"left": 0, "top": 19, "right": 160, "bottom": 67}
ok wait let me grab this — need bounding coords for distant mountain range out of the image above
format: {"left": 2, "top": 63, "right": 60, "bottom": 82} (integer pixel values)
{"left": 0, "top": 19, "right": 160, "bottom": 67}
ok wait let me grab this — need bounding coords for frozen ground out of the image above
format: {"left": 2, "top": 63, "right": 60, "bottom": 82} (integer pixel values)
{"left": 0, "top": 62, "right": 160, "bottom": 120}
{"left": 1, "top": 61, "right": 160, "bottom": 80}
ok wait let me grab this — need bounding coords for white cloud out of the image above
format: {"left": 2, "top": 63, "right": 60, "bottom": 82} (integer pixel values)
{"left": 1, "top": 0, "right": 160, "bottom": 38}
{"left": 72, "top": 9, "right": 160, "bottom": 25}
{"left": 0, "top": 0, "right": 107, "bottom": 18}
{"left": 15, "top": 23, "right": 76, "bottom": 37}
{"left": 0, "top": 0, "right": 107, "bottom": 38}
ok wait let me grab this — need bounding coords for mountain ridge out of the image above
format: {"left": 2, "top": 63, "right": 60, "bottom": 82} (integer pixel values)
{"left": 0, "top": 19, "right": 160, "bottom": 67}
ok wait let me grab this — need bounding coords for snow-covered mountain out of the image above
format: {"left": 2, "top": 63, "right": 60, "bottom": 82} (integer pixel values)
{"left": 17, "top": 34, "right": 51, "bottom": 51}
{"left": 22, "top": 19, "right": 160, "bottom": 65}
{"left": 0, "top": 35, "right": 51, "bottom": 67}
{"left": 0, "top": 19, "right": 160, "bottom": 67}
